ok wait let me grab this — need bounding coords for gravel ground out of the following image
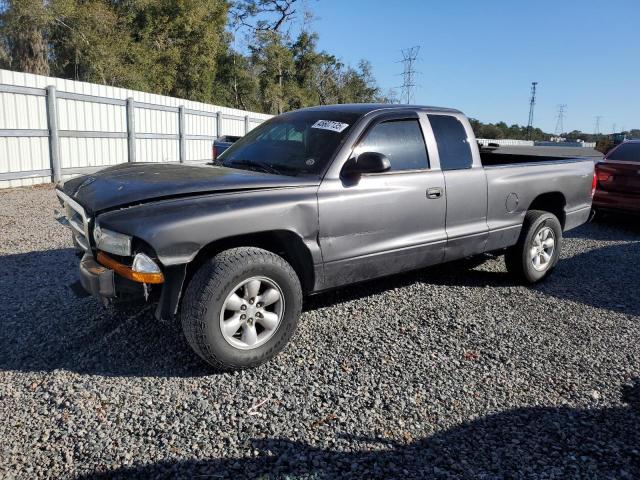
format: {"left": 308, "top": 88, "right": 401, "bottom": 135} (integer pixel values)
{"left": 1, "top": 185, "right": 639, "bottom": 479}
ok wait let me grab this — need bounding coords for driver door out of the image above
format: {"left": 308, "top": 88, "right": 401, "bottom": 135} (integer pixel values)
{"left": 317, "top": 115, "right": 447, "bottom": 288}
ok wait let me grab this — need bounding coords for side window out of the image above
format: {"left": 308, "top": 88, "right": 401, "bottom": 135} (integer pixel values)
{"left": 357, "top": 119, "right": 429, "bottom": 171}
{"left": 428, "top": 114, "right": 473, "bottom": 170}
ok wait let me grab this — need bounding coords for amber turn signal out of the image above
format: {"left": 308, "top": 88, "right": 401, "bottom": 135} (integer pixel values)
{"left": 96, "top": 252, "right": 164, "bottom": 284}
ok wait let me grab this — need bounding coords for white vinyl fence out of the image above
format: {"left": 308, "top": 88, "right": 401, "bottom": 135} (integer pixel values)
{"left": 476, "top": 138, "right": 535, "bottom": 147}
{"left": 0, "top": 69, "right": 272, "bottom": 188}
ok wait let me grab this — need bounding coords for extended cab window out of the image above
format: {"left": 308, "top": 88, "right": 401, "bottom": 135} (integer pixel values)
{"left": 428, "top": 114, "right": 473, "bottom": 170}
{"left": 357, "top": 119, "right": 429, "bottom": 171}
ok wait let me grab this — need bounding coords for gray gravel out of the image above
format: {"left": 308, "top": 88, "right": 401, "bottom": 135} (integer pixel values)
{"left": 1, "top": 185, "right": 639, "bottom": 479}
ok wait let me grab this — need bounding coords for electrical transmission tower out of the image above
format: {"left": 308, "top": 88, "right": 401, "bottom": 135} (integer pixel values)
{"left": 398, "top": 46, "right": 420, "bottom": 104}
{"left": 594, "top": 115, "right": 603, "bottom": 136}
{"left": 526, "top": 82, "right": 538, "bottom": 139}
{"left": 554, "top": 104, "right": 567, "bottom": 136}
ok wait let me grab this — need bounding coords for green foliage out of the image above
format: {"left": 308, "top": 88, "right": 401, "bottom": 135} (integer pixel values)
{"left": 596, "top": 136, "right": 614, "bottom": 154}
{"left": 628, "top": 129, "right": 640, "bottom": 139}
{"left": 46, "top": 0, "right": 228, "bottom": 101}
{"left": 0, "top": 0, "right": 51, "bottom": 75}
{"left": 0, "top": 0, "right": 386, "bottom": 112}
{"left": 469, "top": 118, "right": 549, "bottom": 141}
{"left": 127, "top": 0, "right": 229, "bottom": 101}
{"left": 212, "top": 48, "right": 259, "bottom": 111}
{"left": 470, "top": 120, "right": 640, "bottom": 145}
{"left": 48, "top": 1, "right": 144, "bottom": 88}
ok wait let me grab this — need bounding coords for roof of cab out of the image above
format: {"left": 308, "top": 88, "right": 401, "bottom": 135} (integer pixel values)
{"left": 294, "top": 103, "right": 462, "bottom": 116}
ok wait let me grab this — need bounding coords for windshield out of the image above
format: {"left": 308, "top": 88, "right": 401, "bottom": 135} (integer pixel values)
{"left": 220, "top": 110, "right": 361, "bottom": 177}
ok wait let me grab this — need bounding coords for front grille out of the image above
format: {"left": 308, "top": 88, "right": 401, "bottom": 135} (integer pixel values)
{"left": 56, "top": 189, "right": 91, "bottom": 251}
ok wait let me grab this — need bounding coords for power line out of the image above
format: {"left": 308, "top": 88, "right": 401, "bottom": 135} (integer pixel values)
{"left": 554, "top": 104, "right": 567, "bottom": 136}
{"left": 398, "top": 46, "right": 420, "bottom": 104}
{"left": 526, "top": 82, "right": 538, "bottom": 140}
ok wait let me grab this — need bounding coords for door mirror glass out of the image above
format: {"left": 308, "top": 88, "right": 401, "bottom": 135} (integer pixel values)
{"left": 343, "top": 152, "right": 391, "bottom": 176}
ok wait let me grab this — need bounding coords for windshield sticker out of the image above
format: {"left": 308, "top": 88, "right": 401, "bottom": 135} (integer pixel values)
{"left": 311, "top": 120, "right": 350, "bottom": 133}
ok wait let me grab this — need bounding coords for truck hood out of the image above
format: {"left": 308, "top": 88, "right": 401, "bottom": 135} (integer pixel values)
{"left": 60, "top": 163, "right": 318, "bottom": 213}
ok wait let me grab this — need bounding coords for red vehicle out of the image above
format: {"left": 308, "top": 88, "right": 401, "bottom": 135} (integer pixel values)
{"left": 593, "top": 140, "right": 640, "bottom": 215}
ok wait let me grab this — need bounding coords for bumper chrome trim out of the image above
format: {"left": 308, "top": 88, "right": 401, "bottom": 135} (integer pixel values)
{"left": 56, "top": 189, "right": 92, "bottom": 251}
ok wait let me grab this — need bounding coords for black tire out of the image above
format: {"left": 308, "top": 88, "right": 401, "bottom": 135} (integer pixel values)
{"left": 505, "top": 210, "right": 562, "bottom": 284}
{"left": 181, "top": 247, "right": 302, "bottom": 371}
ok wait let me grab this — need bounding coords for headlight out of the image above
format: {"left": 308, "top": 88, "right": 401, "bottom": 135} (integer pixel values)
{"left": 132, "top": 253, "right": 162, "bottom": 274}
{"left": 93, "top": 224, "right": 132, "bottom": 256}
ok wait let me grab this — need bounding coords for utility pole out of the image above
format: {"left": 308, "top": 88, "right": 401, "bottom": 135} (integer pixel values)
{"left": 526, "top": 82, "right": 538, "bottom": 140}
{"left": 398, "top": 46, "right": 420, "bottom": 104}
{"left": 554, "top": 104, "right": 567, "bottom": 136}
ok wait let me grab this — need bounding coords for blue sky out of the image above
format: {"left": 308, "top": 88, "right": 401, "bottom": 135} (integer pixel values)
{"left": 308, "top": 0, "right": 639, "bottom": 133}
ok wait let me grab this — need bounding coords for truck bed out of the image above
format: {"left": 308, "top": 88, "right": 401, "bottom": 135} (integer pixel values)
{"left": 480, "top": 145, "right": 602, "bottom": 167}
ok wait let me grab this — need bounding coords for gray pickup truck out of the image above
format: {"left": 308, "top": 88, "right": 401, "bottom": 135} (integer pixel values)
{"left": 56, "top": 104, "right": 595, "bottom": 370}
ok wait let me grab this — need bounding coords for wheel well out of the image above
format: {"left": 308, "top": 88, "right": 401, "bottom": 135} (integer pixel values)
{"left": 186, "top": 230, "right": 315, "bottom": 293}
{"left": 528, "top": 192, "right": 566, "bottom": 228}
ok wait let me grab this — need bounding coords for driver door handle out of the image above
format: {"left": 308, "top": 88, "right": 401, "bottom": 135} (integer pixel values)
{"left": 427, "top": 187, "right": 443, "bottom": 199}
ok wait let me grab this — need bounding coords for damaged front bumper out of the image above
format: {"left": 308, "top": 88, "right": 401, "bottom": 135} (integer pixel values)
{"left": 79, "top": 253, "right": 116, "bottom": 299}
{"left": 77, "top": 253, "right": 146, "bottom": 305}
{"left": 56, "top": 188, "right": 186, "bottom": 320}
{"left": 75, "top": 253, "right": 187, "bottom": 322}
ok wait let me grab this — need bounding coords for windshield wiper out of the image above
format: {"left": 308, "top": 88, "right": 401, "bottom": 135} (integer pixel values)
{"left": 224, "top": 160, "right": 281, "bottom": 175}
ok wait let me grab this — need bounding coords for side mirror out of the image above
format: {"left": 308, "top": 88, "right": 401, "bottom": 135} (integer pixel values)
{"left": 342, "top": 152, "right": 391, "bottom": 176}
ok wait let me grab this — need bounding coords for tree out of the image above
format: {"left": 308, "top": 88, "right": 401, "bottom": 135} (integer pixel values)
{"left": 45, "top": 0, "right": 228, "bottom": 101}
{"left": 596, "top": 136, "right": 614, "bottom": 154}
{"left": 48, "top": 1, "right": 143, "bottom": 87}
{"left": 0, "top": 38, "right": 8, "bottom": 69}
{"left": 127, "top": 0, "right": 228, "bottom": 101}
{"left": 0, "top": 0, "right": 50, "bottom": 75}
{"left": 626, "top": 129, "right": 640, "bottom": 139}
{"left": 480, "top": 124, "right": 504, "bottom": 139}
{"left": 213, "top": 47, "right": 259, "bottom": 110}
{"left": 230, "top": 0, "right": 298, "bottom": 33}
{"left": 250, "top": 29, "right": 296, "bottom": 114}
{"left": 469, "top": 118, "right": 552, "bottom": 141}
{"left": 0, "top": 0, "right": 389, "bottom": 112}
{"left": 337, "top": 60, "right": 382, "bottom": 103}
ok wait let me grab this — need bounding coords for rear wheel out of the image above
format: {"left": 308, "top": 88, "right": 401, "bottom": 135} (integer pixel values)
{"left": 505, "top": 210, "right": 562, "bottom": 283}
{"left": 181, "top": 247, "right": 302, "bottom": 371}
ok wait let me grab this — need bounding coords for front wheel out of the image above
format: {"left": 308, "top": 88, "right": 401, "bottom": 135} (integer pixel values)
{"left": 505, "top": 210, "right": 562, "bottom": 283}
{"left": 181, "top": 247, "right": 302, "bottom": 371}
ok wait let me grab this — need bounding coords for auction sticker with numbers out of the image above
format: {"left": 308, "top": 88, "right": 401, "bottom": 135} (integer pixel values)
{"left": 311, "top": 120, "right": 350, "bottom": 133}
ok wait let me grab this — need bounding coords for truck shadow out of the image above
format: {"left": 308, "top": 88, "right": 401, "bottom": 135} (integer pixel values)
{"left": 306, "top": 240, "right": 640, "bottom": 318}
{"left": 1, "top": 233, "right": 637, "bottom": 377}
{"left": 567, "top": 214, "right": 640, "bottom": 241}
{"left": 0, "top": 248, "right": 209, "bottom": 378}
{"left": 565, "top": 214, "right": 640, "bottom": 241}
{"left": 76, "top": 380, "right": 640, "bottom": 479}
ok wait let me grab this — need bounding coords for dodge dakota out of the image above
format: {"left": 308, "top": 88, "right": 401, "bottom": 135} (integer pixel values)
{"left": 56, "top": 104, "right": 596, "bottom": 370}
